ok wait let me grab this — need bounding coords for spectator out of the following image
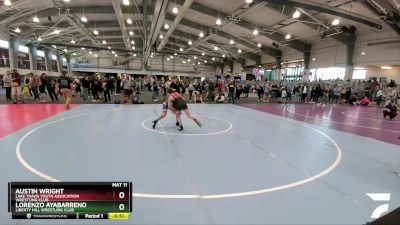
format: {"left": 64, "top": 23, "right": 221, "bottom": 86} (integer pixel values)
{"left": 11, "top": 69, "right": 23, "bottom": 104}
{"left": 2, "top": 70, "right": 12, "bottom": 101}
{"left": 215, "top": 93, "right": 226, "bottom": 103}
{"left": 227, "top": 81, "right": 236, "bottom": 104}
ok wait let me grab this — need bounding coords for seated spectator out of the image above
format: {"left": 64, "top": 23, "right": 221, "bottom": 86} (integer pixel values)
{"left": 214, "top": 93, "right": 226, "bottom": 103}
{"left": 383, "top": 100, "right": 397, "bottom": 120}
{"left": 130, "top": 92, "right": 144, "bottom": 104}
{"left": 360, "top": 97, "right": 370, "bottom": 106}
{"left": 194, "top": 91, "right": 203, "bottom": 103}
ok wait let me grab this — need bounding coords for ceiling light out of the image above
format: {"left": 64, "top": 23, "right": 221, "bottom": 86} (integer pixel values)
{"left": 170, "top": 55, "right": 173, "bottom": 58}
{"left": 253, "top": 28, "right": 258, "bottom": 35}
{"left": 159, "top": 34, "right": 164, "bottom": 39}
{"left": 63, "top": 0, "right": 70, "bottom": 2}
{"left": 94, "top": 54, "right": 98, "bottom": 57}
{"left": 312, "top": 58, "right": 316, "bottom": 61}
{"left": 108, "top": 46, "right": 111, "bottom": 49}
{"left": 93, "top": 29, "right": 99, "bottom": 35}
{"left": 53, "top": 29, "right": 60, "bottom": 34}
{"left": 81, "top": 16, "right": 87, "bottom": 23}
{"left": 198, "top": 62, "right": 200, "bottom": 65}
{"left": 33, "top": 16, "right": 39, "bottom": 23}
{"left": 63, "top": 49, "right": 68, "bottom": 52}
{"left": 167, "top": 58, "right": 170, "bottom": 61}
{"left": 361, "top": 51, "right": 366, "bottom": 55}
{"left": 4, "top": 0, "right": 11, "bottom": 6}
{"left": 257, "top": 43, "right": 261, "bottom": 48}
{"left": 133, "top": 54, "right": 136, "bottom": 57}
{"left": 150, "top": 55, "right": 153, "bottom": 58}
{"left": 132, "top": 46, "right": 135, "bottom": 50}
{"left": 81, "top": 47, "right": 85, "bottom": 50}
{"left": 222, "top": 54, "right": 225, "bottom": 57}
{"left": 381, "top": 66, "right": 392, "bottom": 70}
{"left": 229, "top": 39, "right": 234, "bottom": 45}
{"left": 332, "top": 18, "right": 340, "bottom": 26}
{"left": 89, "top": 51, "right": 93, "bottom": 54}
{"left": 354, "top": 67, "right": 364, "bottom": 70}
{"left": 73, "top": 52, "right": 76, "bottom": 56}
{"left": 180, "top": 47, "right": 183, "bottom": 52}
{"left": 188, "top": 40, "right": 192, "bottom": 45}
{"left": 52, "top": 45, "right": 57, "bottom": 48}
{"left": 199, "top": 31, "right": 204, "bottom": 37}
{"left": 188, "top": 59, "right": 191, "bottom": 62}
{"left": 14, "top": 27, "right": 20, "bottom": 33}
{"left": 212, "top": 57, "right": 215, "bottom": 61}
{"left": 127, "top": 18, "right": 132, "bottom": 24}
{"left": 164, "top": 24, "right": 169, "bottom": 29}
{"left": 123, "top": 0, "right": 130, "bottom": 5}
{"left": 115, "top": 54, "right": 118, "bottom": 57}
{"left": 216, "top": 18, "right": 222, "bottom": 25}
{"left": 245, "top": 0, "right": 253, "bottom": 3}
{"left": 102, "top": 40, "right": 107, "bottom": 44}
{"left": 112, "top": 51, "right": 115, "bottom": 54}
{"left": 204, "top": 60, "right": 207, "bottom": 63}
{"left": 130, "top": 40, "right": 135, "bottom": 44}
{"left": 202, "top": 52, "right": 205, "bottom": 56}
{"left": 37, "top": 37, "right": 42, "bottom": 41}
{"left": 292, "top": 10, "right": 301, "bottom": 19}
{"left": 129, "top": 31, "right": 134, "bottom": 36}
{"left": 182, "top": 61, "right": 186, "bottom": 64}
{"left": 172, "top": 6, "right": 178, "bottom": 14}
{"left": 194, "top": 56, "right": 197, "bottom": 59}
{"left": 285, "top": 34, "right": 291, "bottom": 39}
{"left": 214, "top": 46, "right": 218, "bottom": 51}
{"left": 174, "top": 52, "right": 177, "bottom": 56}
{"left": 238, "top": 49, "right": 242, "bottom": 53}
{"left": 70, "top": 39, "right": 75, "bottom": 44}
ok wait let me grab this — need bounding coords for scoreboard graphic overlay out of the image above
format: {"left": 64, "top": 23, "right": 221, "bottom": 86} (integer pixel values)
{"left": 8, "top": 182, "right": 132, "bottom": 220}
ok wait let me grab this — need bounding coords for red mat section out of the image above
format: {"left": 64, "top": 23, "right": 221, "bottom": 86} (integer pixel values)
{"left": 0, "top": 104, "right": 79, "bottom": 139}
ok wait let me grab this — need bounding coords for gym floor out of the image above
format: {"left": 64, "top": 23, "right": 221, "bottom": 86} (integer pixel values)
{"left": 0, "top": 103, "right": 399, "bottom": 224}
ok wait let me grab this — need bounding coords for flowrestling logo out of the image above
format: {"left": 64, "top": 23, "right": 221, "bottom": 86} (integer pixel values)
{"left": 366, "top": 193, "right": 391, "bottom": 219}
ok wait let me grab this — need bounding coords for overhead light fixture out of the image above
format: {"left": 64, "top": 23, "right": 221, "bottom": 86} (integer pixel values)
{"left": 73, "top": 52, "right": 76, "bottom": 56}
{"left": 63, "top": 49, "right": 68, "bottom": 52}
{"left": 238, "top": 49, "right": 242, "bottom": 53}
{"left": 52, "top": 45, "right": 57, "bottom": 48}
{"left": 361, "top": 51, "right": 366, "bottom": 55}
{"left": 222, "top": 54, "right": 225, "bottom": 57}
{"left": 229, "top": 39, "right": 234, "bottom": 45}
{"left": 14, "top": 27, "right": 21, "bottom": 33}
{"left": 37, "top": 37, "right": 42, "bottom": 41}
{"left": 199, "top": 31, "right": 204, "bottom": 37}
{"left": 182, "top": 60, "right": 186, "bottom": 64}
{"left": 93, "top": 29, "right": 99, "bottom": 35}
{"left": 202, "top": 52, "right": 205, "bottom": 56}
{"left": 167, "top": 58, "right": 170, "bottom": 61}
{"left": 130, "top": 40, "right": 135, "bottom": 44}
{"left": 102, "top": 40, "right": 107, "bottom": 44}
{"left": 132, "top": 46, "right": 135, "bottom": 50}
{"left": 63, "top": 0, "right": 70, "bottom": 2}
{"left": 123, "top": 0, "right": 130, "bottom": 5}
{"left": 194, "top": 56, "right": 197, "bottom": 59}
{"left": 108, "top": 46, "right": 111, "bottom": 49}
{"left": 33, "top": 16, "right": 39, "bottom": 23}
{"left": 159, "top": 34, "right": 164, "bottom": 39}
{"left": 70, "top": 39, "right": 75, "bottom": 44}
{"left": 198, "top": 62, "right": 200, "bottom": 65}
{"left": 4, "top": 0, "right": 11, "bottom": 6}
{"left": 81, "top": 47, "right": 86, "bottom": 50}
{"left": 214, "top": 46, "right": 218, "bottom": 51}
{"left": 150, "top": 55, "right": 153, "bottom": 58}
{"left": 257, "top": 43, "right": 261, "bottom": 48}
{"left": 204, "top": 60, "right": 207, "bottom": 63}
{"left": 285, "top": 34, "right": 291, "bottom": 39}
{"left": 174, "top": 52, "right": 178, "bottom": 56}
{"left": 245, "top": 0, "right": 253, "bottom": 3}
{"left": 180, "top": 47, "right": 183, "bottom": 52}
{"left": 381, "top": 66, "right": 392, "bottom": 70}
{"left": 212, "top": 57, "right": 215, "bottom": 61}
{"left": 253, "top": 28, "right": 258, "bottom": 35}
{"left": 112, "top": 51, "right": 115, "bottom": 54}
{"left": 133, "top": 54, "right": 136, "bottom": 57}
{"left": 332, "top": 18, "right": 340, "bottom": 26}
{"left": 127, "top": 18, "right": 132, "bottom": 24}
{"left": 188, "top": 59, "right": 191, "bottom": 62}
{"left": 188, "top": 40, "right": 192, "bottom": 45}
{"left": 292, "top": 10, "right": 301, "bottom": 19}
{"left": 81, "top": 16, "right": 87, "bottom": 23}
{"left": 94, "top": 54, "right": 98, "bottom": 57}
{"left": 89, "top": 51, "right": 93, "bottom": 54}
{"left": 129, "top": 31, "right": 134, "bottom": 36}
{"left": 172, "top": 6, "right": 178, "bottom": 14}
{"left": 115, "top": 54, "right": 118, "bottom": 57}
{"left": 312, "top": 58, "right": 316, "bottom": 61}
{"left": 354, "top": 67, "right": 364, "bottom": 70}
{"left": 53, "top": 29, "right": 60, "bottom": 34}
{"left": 170, "top": 55, "right": 173, "bottom": 58}
{"left": 216, "top": 18, "right": 222, "bottom": 25}
{"left": 164, "top": 24, "right": 169, "bottom": 29}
